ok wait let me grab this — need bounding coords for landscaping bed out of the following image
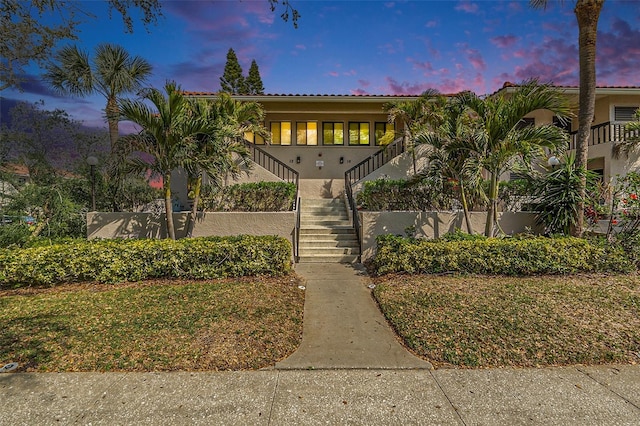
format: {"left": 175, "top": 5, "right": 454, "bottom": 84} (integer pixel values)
{"left": 0, "top": 276, "right": 305, "bottom": 372}
{"left": 373, "top": 274, "right": 640, "bottom": 368}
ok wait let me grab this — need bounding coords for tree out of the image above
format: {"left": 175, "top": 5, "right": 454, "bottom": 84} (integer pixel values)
{"left": 1, "top": 0, "right": 161, "bottom": 91}
{"left": 246, "top": 60, "right": 265, "bottom": 95}
{"left": 415, "top": 97, "right": 487, "bottom": 233}
{"left": 184, "top": 93, "right": 269, "bottom": 236}
{"left": 220, "top": 48, "right": 246, "bottom": 94}
{"left": 384, "top": 90, "right": 444, "bottom": 175}
{"left": 118, "top": 81, "right": 205, "bottom": 240}
{"left": 458, "top": 81, "right": 572, "bottom": 237}
{"left": 530, "top": 0, "right": 605, "bottom": 237}
{"left": 45, "top": 43, "right": 152, "bottom": 151}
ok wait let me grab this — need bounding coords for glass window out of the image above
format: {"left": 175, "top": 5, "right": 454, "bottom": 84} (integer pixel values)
{"left": 614, "top": 106, "right": 639, "bottom": 122}
{"left": 244, "top": 131, "right": 265, "bottom": 145}
{"left": 375, "top": 122, "right": 395, "bottom": 145}
{"left": 271, "top": 122, "right": 291, "bottom": 145}
{"left": 296, "top": 122, "right": 318, "bottom": 145}
{"left": 322, "top": 122, "right": 344, "bottom": 145}
{"left": 349, "top": 122, "right": 370, "bottom": 145}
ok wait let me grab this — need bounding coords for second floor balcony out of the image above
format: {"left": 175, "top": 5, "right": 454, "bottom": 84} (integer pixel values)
{"left": 569, "top": 122, "right": 639, "bottom": 150}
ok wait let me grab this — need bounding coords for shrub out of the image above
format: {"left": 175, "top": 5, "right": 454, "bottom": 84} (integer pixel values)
{"left": 0, "top": 236, "right": 292, "bottom": 287}
{"left": 201, "top": 181, "right": 297, "bottom": 212}
{"left": 372, "top": 234, "right": 634, "bottom": 276}
{"left": 357, "top": 177, "right": 454, "bottom": 211}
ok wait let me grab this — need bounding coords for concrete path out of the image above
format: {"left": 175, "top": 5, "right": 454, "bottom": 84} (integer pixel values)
{"left": 276, "top": 263, "right": 431, "bottom": 370}
{"left": 2, "top": 366, "right": 639, "bottom": 425}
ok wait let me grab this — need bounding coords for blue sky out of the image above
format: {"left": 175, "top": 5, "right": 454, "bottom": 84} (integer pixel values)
{"left": 3, "top": 0, "right": 640, "bottom": 129}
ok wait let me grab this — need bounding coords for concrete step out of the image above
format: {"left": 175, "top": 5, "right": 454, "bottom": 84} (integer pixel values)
{"left": 301, "top": 214, "right": 349, "bottom": 221}
{"left": 299, "top": 247, "right": 360, "bottom": 256}
{"left": 299, "top": 227, "right": 356, "bottom": 235}
{"left": 300, "top": 220, "right": 352, "bottom": 227}
{"left": 299, "top": 239, "right": 359, "bottom": 247}
{"left": 297, "top": 254, "right": 360, "bottom": 263}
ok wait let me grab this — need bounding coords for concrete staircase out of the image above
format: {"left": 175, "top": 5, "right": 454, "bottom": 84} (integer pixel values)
{"left": 297, "top": 198, "right": 360, "bottom": 263}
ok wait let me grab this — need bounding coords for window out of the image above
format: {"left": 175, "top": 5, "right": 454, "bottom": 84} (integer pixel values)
{"left": 322, "top": 122, "right": 344, "bottom": 145}
{"left": 516, "top": 117, "right": 535, "bottom": 129}
{"left": 614, "top": 106, "right": 639, "bottom": 122}
{"left": 375, "top": 122, "right": 395, "bottom": 145}
{"left": 271, "top": 121, "right": 291, "bottom": 145}
{"left": 348, "top": 122, "right": 370, "bottom": 145}
{"left": 296, "top": 122, "right": 318, "bottom": 145}
{"left": 244, "top": 131, "right": 265, "bottom": 145}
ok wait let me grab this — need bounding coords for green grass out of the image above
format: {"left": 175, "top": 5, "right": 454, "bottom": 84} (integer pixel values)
{"left": 373, "top": 274, "right": 640, "bottom": 368}
{"left": 0, "top": 277, "right": 304, "bottom": 372}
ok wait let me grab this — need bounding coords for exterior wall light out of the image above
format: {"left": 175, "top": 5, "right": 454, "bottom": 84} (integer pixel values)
{"left": 339, "top": 157, "right": 344, "bottom": 164}
{"left": 296, "top": 156, "right": 301, "bottom": 164}
{"left": 547, "top": 156, "right": 560, "bottom": 167}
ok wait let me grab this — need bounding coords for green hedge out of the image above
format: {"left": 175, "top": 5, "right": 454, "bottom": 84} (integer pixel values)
{"left": 202, "top": 181, "right": 297, "bottom": 212}
{"left": 0, "top": 236, "right": 292, "bottom": 287}
{"left": 372, "top": 234, "right": 633, "bottom": 276}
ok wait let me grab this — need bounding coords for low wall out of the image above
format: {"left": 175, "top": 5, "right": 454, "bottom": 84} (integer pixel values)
{"left": 87, "top": 211, "right": 296, "bottom": 251}
{"left": 359, "top": 211, "right": 544, "bottom": 261}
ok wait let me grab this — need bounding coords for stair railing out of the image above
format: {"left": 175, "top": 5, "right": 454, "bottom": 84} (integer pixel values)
{"left": 344, "top": 136, "right": 406, "bottom": 258}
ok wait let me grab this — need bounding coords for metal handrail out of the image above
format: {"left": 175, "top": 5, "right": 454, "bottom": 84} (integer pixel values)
{"left": 568, "top": 122, "right": 627, "bottom": 150}
{"left": 344, "top": 137, "right": 406, "bottom": 186}
{"left": 343, "top": 136, "right": 406, "bottom": 258}
{"left": 242, "top": 140, "right": 300, "bottom": 209}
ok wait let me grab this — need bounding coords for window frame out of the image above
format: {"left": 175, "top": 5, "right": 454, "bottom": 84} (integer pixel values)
{"left": 296, "top": 121, "right": 318, "bottom": 146}
{"left": 375, "top": 122, "right": 396, "bottom": 145}
{"left": 270, "top": 121, "right": 292, "bottom": 145}
{"left": 322, "top": 122, "right": 344, "bottom": 145}
{"left": 348, "top": 122, "right": 370, "bottom": 146}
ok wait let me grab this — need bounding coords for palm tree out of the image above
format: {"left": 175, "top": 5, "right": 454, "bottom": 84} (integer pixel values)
{"left": 384, "top": 89, "right": 445, "bottom": 175}
{"left": 118, "top": 81, "right": 204, "bottom": 240}
{"left": 45, "top": 43, "right": 152, "bottom": 151}
{"left": 459, "top": 81, "right": 572, "bottom": 236}
{"left": 415, "top": 97, "right": 486, "bottom": 233}
{"left": 530, "top": 0, "right": 605, "bottom": 237}
{"left": 184, "top": 93, "right": 269, "bottom": 236}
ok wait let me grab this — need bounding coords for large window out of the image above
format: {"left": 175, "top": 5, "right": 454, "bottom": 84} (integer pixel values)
{"left": 348, "top": 122, "right": 370, "bottom": 145}
{"left": 244, "top": 131, "right": 265, "bottom": 145}
{"left": 322, "top": 122, "right": 344, "bottom": 145}
{"left": 375, "top": 122, "right": 395, "bottom": 145}
{"left": 296, "top": 122, "right": 318, "bottom": 145}
{"left": 271, "top": 121, "right": 292, "bottom": 145}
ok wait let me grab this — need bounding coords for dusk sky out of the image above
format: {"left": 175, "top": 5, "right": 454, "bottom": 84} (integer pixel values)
{"left": 3, "top": 0, "right": 640, "bottom": 130}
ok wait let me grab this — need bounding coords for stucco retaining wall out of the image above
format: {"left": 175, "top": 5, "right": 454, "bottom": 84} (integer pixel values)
{"left": 359, "top": 211, "right": 544, "bottom": 261}
{"left": 87, "top": 211, "right": 296, "bottom": 246}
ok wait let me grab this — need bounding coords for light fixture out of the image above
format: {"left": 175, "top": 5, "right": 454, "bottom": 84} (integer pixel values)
{"left": 339, "top": 156, "right": 344, "bottom": 164}
{"left": 547, "top": 156, "right": 560, "bottom": 167}
{"left": 296, "top": 156, "right": 301, "bottom": 164}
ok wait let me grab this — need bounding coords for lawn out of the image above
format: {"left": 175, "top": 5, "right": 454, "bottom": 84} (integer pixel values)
{"left": 0, "top": 276, "right": 305, "bottom": 372}
{"left": 373, "top": 274, "right": 640, "bottom": 368}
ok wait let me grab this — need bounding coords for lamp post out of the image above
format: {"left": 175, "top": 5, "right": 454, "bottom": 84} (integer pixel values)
{"left": 547, "top": 156, "right": 560, "bottom": 169}
{"left": 86, "top": 156, "right": 98, "bottom": 211}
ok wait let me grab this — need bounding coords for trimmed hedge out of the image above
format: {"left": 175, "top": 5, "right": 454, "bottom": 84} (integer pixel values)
{"left": 372, "top": 234, "right": 633, "bottom": 276}
{"left": 204, "top": 181, "right": 297, "bottom": 212}
{"left": 0, "top": 236, "right": 292, "bottom": 287}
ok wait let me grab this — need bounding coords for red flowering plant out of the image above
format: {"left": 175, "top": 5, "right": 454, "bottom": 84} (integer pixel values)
{"left": 606, "top": 172, "right": 640, "bottom": 238}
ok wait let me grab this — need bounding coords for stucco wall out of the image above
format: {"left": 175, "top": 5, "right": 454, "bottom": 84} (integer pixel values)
{"left": 87, "top": 211, "right": 296, "bottom": 244}
{"left": 359, "top": 211, "right": 544, "bottom": 261}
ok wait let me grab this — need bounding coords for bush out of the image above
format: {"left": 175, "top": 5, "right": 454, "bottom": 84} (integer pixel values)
{"left": 357, "top": 177, "right": 455, "bottom": 211}
{"left": 372, "top": 234, "right": 634, "bottom": 276}
{"left": 0, "top": 236, "right": 292, "bottom": 287}
{"left": 201, "top": 181, "right": 297, "bottom": 212}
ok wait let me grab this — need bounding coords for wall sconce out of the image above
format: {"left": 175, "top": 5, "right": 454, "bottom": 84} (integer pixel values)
{"left": 296, "top": 156, "right": 301, "bottom": 164}
{"left": 339, "top": 156, "right": 344, "bottom": 164}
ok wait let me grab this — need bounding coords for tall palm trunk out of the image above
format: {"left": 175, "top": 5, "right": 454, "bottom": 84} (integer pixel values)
{"left": 186, "top": 174, "right": 203, "bottom": 238}
{"left": 106, "top": 95, "right": 120, "bottom": 152}
{"left": 459, "top": 180, "right": 473, "bottom": 233}
{"left": 163, "top": 174, "right": 176, "bottom": 240}
{"left": 484, "top": 171, "right": 499, "bottom": 236}
{"left": 573, "top": 0, "right": 604, "bottom": 237}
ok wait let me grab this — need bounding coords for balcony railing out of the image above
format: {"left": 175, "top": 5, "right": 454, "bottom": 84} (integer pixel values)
{"left": 569, "top": 122, "right": 628, "bottom": 150}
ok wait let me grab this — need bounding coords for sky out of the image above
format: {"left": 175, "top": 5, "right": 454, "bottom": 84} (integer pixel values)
{"left": 3, "top": 0, "right": 640, "bottom": 130}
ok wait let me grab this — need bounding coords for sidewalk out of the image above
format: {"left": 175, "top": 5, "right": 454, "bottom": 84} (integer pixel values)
{"left": 1, "top": 263, "right": 639, "bottom": 424}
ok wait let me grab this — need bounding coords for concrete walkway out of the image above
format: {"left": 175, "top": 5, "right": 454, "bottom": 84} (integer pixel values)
{"left": 1, "top": 263, "right": 639, "bottom": 424}
{"left": 277, "top": 263, "right": 431, "bottom": 370}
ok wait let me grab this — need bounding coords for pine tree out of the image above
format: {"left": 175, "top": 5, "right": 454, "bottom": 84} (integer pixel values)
{"left": 246, "top": 60, "right": 265, "bottom": 95}
{"left": 220, "top": 48, "right": 246, "bottom": 94}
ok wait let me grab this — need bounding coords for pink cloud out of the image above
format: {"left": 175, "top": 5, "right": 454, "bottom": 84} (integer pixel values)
{"left": 351, "top": 88, "right": 369, "bottom": 95}
{"left": 358, "top": 79, "right": 371, "bottom": 88}
{"left": 490, "top": 35, "right": 519, "bottom": 49}
{"left": 407, "top": 57, "right": 434, "bottom": 73}
{"left": 328, "top": 71, "right": 339, "bottom": 77}
{"left": 596, "top": 17, "right": 640, "bottom": 86}
{"left": 384, "top": 77, "right": 434, "bottom": 95}
{"left": 343, "top": 69, "right": 357, "bottom": 76}
{"left": 455, "top": 1, "right": 479, "bottom": 14}
{"left": 425, "top": 20, "right": 437, "bottom": 28}
{"left": 295, "top": 44, "right": 306, "bottom": 50}
{"left": 464, "top": 46, "right": 486, "bottom": 71}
